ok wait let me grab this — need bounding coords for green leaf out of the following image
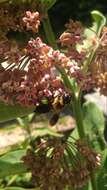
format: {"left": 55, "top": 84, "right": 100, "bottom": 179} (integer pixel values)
{"left": 3, "top": 187, "right": 26, "bottom": 190}
{"left": 2, "top": 188, "right": 40, "bottom": 190}
{"left": 0, "top": 160, "right": 27, "bottom": 178}
{"left": 81, "top": 10, "right": 106, "bottom": 52}
{"left": 91, "top": 10, "right": 106, "bottom": 36}
{"left": 0, "top": 150, "right": 27, "bottom": 178}
{"left": 0, "top": 150, "right": 26, "bottom": 163}
{"left": 34, "top": 127, "right": 62, "bottom": 137}
{"left": 82, "top": 182, "right": 92, "bottom": 190}
{"left": 85, "top": 10, "right": 106, "bottom": 39}
{"left": 83, "top": 101, "right": 105, "bottom": 150}
{"left": 83, "top": 101, "right": 105, "bottom": 129}
{"left": 0, "top": 101, "right": 35, "bottom": 123}
{"left": 97, "top": 151, "right": 107, "bottom": 190}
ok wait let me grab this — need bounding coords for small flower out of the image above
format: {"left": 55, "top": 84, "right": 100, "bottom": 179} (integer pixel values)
{"left": 22, "top": 137, "right": 100, "bottom": 189}
{"left": 60, "top": 19, "right": 84, "bottom": 46}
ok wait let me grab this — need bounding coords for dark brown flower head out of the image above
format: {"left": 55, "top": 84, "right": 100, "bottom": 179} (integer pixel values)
{"left": 22, "top": 137, "right": 100, "bottom": 189}
{"left": 75, "top": 139, "right": 101, "bottom": 170}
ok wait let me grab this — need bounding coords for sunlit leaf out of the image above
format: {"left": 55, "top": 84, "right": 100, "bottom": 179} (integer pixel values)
{"left": 34, "top": 127, "right": 62, "bottom": 137}
{"left": 4, "top": 187, "right": 26, "bottom": 190}
{"left": 83, "top": 101, "right": 105, "bottom": 129}
{"left": 0, "top": 101, "right": 35, "bottom": 123}
{"left": 85, "top": 10, "right": 106, "bottom": 38}
{"left": 83, "top": 10, "right": 106, "bottom": 49}
{"left": 3, "top": 188, "right": 40, "bottom": 190}
{"left": 0, "top": 150, "right": 27, "bottom": 178}
{"left": 97, "top": 150, "right": 107, "bottom": 190}
{"left": 91, "top": 10, "right": 106, "bottom": 36}
{"left": 0, "top": 160, "right": 27, "bottom": 178}
{"left": 0, "top": 150, "right": 26, "bottom": 163}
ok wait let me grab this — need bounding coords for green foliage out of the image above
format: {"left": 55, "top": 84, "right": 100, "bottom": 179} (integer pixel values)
{"left": 83, "top": 101, "right": 105, "bottom": 150}
{"left": 0, "top": 150, "right": 26, "bottom": 163}
{"left": 91, "top": 10, "right": 106, "bottom": 36}
{"left": 83, "top": 101, "right": 105, "bottom": 129}
{"left": 84, "top": 10, "right": 106, "bottom": 41}
{"left": 96, "top": 150, "right": 107, "bottom": 190}
{"left": 86, "top": 10, "right": 105, "bottom": 37}
{"left": 0, "top": 101, "right": 35, "bottom": 123}
{"left": 2, "top": 187, "right": 27, "bottom": 190}
{"left": 0, "top": 160, "right": 27, "bottom": 178}
{"left": 2, "top": 187, "right": 40, "bottom": 190}
{"left": 33, "top": 126, "right": 62, "bottom": 137}
{"left": 0, "top": 150, "right": 27, "bottom": 178}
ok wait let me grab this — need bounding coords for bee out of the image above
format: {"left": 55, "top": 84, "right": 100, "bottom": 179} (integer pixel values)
{"left": 36, "top": 103, "right": 52, "bottom": 113}
{"left": 49, "top": 94, "right": 71, "bottom": 126}
{"left": 52, "top": 94, "right": 71, "bottom": 110}
{"left": 35, "top": 94, "right": 71, "bottom": 116}
{"left": 49, "top": 112, "right": 60, "bottom": 126}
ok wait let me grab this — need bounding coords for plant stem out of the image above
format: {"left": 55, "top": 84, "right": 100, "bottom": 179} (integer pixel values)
{"left": 42, "top": 13, "right": 58, "bottom": 49}
{"left": 42, "top": 11, "right": 97, "bottom": 190}
{"left": 72, "top": 94, "right": 85, "bottom": 139}
{"left": 42, "top": 12, "right": 85, "bottom": 139}
{"left": 90, "top": 172, "right": 97, "bottom": 190}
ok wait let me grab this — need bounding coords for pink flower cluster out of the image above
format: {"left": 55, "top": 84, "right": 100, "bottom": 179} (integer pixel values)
{"left": 23, "top": 11, "right": 40, "bottom": 33}
{"left": 0, "top": 38, "right": 67, "bottom": 106}
{"left": 59, "top": 20, "right": 86, "bottom": 63}
{"left": 0, "top": 36, "right": 92, "bottom": 106}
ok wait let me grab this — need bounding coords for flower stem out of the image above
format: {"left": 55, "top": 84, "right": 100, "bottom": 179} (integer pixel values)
{"left": 72, "top": 94, "right": 97, "bottom": 190}
{"left": 42, "top": 13, "right": 58, "bottom": 49}
{"left": 42, "top": 12, "right": 85, "bottom": 139}
{"left": 72, "top": 93, "right": 85, "bottom": 139}
{"left": 42, "top": 11, "right": 97, "bottom": 190}
{"left": 90, "top": 172, "right": 97, "bottom": 190}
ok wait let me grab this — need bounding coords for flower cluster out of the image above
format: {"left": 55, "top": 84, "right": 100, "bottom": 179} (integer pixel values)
{"left": 0, "top": 33, "right": 95, "bottom": 107}
{"left": 0, "top": 37, "right": 70, "bottom": 107}
{"left": 22, "top": 137, "right": 100, "bottom": 189}
{"left": 0, "top": 1, "right": 47, "bottom": 38}
{"left": 75, "top": 140, "right": 101, "bottom": 170}
{"left": 23, "top": 11, "right": 40, "bottom": 33}
{"left": 60, "top": 20, "right": 84, "bottom": 46}
{"left": 59, "top": 19, "right": 85, "bottom": 62}
{"left": 0, "top": 7, "right": 98, "bottom": 108}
